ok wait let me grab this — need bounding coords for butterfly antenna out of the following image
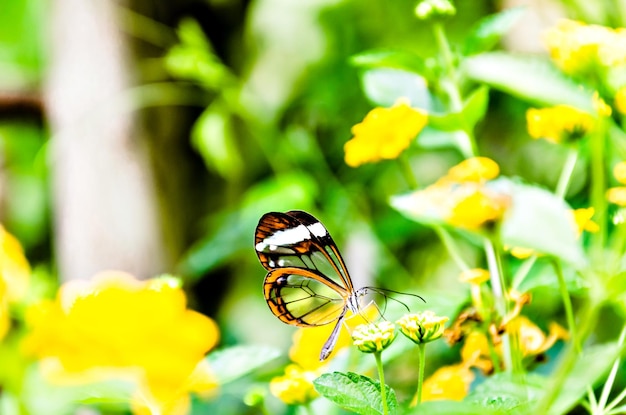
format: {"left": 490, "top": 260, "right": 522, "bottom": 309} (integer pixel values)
{"left": 364, "top": 287, "right": 425, "bottom": 313}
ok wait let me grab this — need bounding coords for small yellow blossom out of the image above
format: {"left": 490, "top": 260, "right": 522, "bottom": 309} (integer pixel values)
{"left": 446, "top": 157, "right": 500, "bottom": 183}
{"left": 615, "top": 87, "right": 626, "bottom": 115}
{"left": 0, "top": 225, "right": 31, "bottom": 340}
{"left": 545, "top": 19, "right": 626, "bottom": 75}
{"left": 344, "top": 98, "right": 428, "bottom": 167}
{"left": 459, "top": 268, "right": 490, "bottom": 285}
{"left": 506, "top": 316, "right": 568, "bottom": 356}
{"left": 352, "top": 321, "right": 396, "bottom": 353}
{"left": 446, "top": 188, "right": 508, "bottom": 230}
{"left": 507, "top": 246, "right": 537, "bottom": 259}
{"left": 526, "top": 106, "right": 594, "bottom": 144}
{"left": 23, "top": 271, "right": 219, "bottom": 415}
{"left": 571, "top": 208, "right": 599, "bottom": 237}
{"left": 269, "top": 364, "right": 319, "bottom": 405}
{"left": 607, "top": 162, "right": 626, "bottom": 206}
{"left": 614, "top": 161, "right": 626, "bottom": 184}
{"left": 421, "top": 363, "right": 474, "bottom": 402}
{"left": 460, "top": 331, "right": 494, "bottom": 373}
{"left": 397, "top": 311, "right": 448, "bottom": 344}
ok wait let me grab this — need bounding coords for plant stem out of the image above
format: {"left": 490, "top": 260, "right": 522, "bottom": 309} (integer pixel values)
{"left": 398, "top": 154, "right": 419, "bottom": 190}
{"left": 433, "top": 225, "right": 471, "bottom": 271}
{"left": 590, "top": 122, "right": 607, "bottom": 261}
{"left": 599, "top": 326, "right": 626, "bottom": 412}
{"left": 303, "top": 402, "right": 315, "bottom": 415}
{"left": 432, "top": 22, "right": 477, "bottom": 158}
{"left": 552, "top": 259, "right": 578, "bottom": 351}
{"left": 411, "top": 343, "right": 427, "bottom": 406}
{"left": 484, "top": 237, "right": 513, "bottom": 371}
{"left": 375, "top": 351, "right": 389, "bottom": 415}
{"left": 555, "top": 148, "right": 579, "bottom": 199}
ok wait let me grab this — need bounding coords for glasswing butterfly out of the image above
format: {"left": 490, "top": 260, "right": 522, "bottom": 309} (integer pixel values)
{"left": 255, "top": 210, "right": 410, "bottom": 361}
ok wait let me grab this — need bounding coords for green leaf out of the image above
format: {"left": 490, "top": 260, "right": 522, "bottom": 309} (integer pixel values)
{"left": 463, "top": 52, "right": 592, "bottom": 110}
{"left": 464, "top": 7, "right": 526, "bottom": 55}
{"left": 360, "top": 68, "right": 435, "bottom": 110}
{"left": 191, "top": 101, "right": 243, "bottom": 181}
{"left": 350, "top": 49, "right": 427, "bottom": 75}
{"left": 548, "top": 342, "right": 620, "bottom": 415}
{"left": 428, "top": 86, "right": 489, "bottom": 132}
{"left": 314, "top": 372, "right": 397, "bottom": 415}
{"left": 466, "top": 372, "right": 545, "bottom": 414}
{"left": 206, "top": 345, "right": 281, "bottom": 385}
{"left": 494, "top": 178, "right": 586, "bottom": 268}
{"left": 406, "top": 400, "right": 501, "bottom": 415}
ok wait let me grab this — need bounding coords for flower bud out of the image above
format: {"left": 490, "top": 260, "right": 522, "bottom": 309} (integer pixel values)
{"left": 415, "top": 0, "right": 456, "bottom": 20}
{"left": 397, "top": 311, "right": 449, "bottom": 344}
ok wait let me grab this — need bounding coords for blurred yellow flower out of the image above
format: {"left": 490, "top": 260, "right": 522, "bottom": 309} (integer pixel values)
{"left": 459, "top": 268, "right": 490, "bottom": 285}
{"left": 615, "top": 87, "right": 626, "bottom": 115}
{"left": 0, "top": 225, "right": 31, "bottom": 340}
{"left": 526, "top": 106, "right": 594, "bottom": 144}
{"left": 344, "top": 98, "right": 428, "bottom": 167}
{"left": 397, "top": 311, "right": 448, "bottom": 344}
{"left": 352, "top": 321, "right": 396, "bottom": 353}
{"left": 507, "top": 246, "right": 537, "bottom": 259}
{"left": 420, "top": 363, "right": 474, "bottom": 402}
{"left": 446, "top": 157, "right": 500, "bottom": 183}
{"left": 545, "top": 19, "right": 626, "bottom": 75}
{"left": 607, "top": 161, "right": 626, "bottom": 206}
{"left": 269, "top": 364, "right": 319, "bottom": 405}
{"left": 571, "top": 208, "right": 599, "bottom": 237}
{"left": 446, "top": 188, "right": 508, "bottom": 230}
{"left": 23, "top": 271, "right": 219, "bottom": 415}
{"left": 507, "top": 316, "right": 568, "bottom": 357}
{"left": 460, "top": 331, "right": 494, "bottom": 373}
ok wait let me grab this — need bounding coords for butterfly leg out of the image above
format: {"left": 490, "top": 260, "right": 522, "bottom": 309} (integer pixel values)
{"left": 319, "top": 315, "right": 345, "bottom": 361}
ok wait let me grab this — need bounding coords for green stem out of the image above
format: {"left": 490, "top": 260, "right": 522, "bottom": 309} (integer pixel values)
{"left": 552, "top": 259, "right": 578, "bottom": 351}
{"left": 432, "top": 22, "right": 477, "bottom": 158}
{"left": 375, "top": 351, "right": 389, "bottom": 415}
{"left": 433, "top": 225, "right": 471, "bottom": 271}
{"left": 398, "top": 154, "right": 419, "bottom": 190}
{"left": 412, "top": 343, "right": 427, "bottom": 406}
{"left": 303, "top": 402, "right": 315, "bottom": 415}
{"left": 590, "top": 123, "right": 608, "bottom": 261}
{"left": 484, "top": 237, "right": 514, "bottom": 371}
{"left": 555, "top": 148, "right": 579, "bottom": 199}
{"left": 536, "top": 301, "right": 600, "bottom": 413}
{"left": 599, "top": 326, "right": 626, "bottom": 412}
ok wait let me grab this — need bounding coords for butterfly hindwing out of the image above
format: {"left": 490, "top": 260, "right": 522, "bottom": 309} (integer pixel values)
{"left": 264, "top": 268, "right": 347, "bottom": 326}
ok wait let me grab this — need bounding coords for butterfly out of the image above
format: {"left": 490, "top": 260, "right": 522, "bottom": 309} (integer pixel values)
{"left": 255, "top": 210, "right": 398, "bottom": 361}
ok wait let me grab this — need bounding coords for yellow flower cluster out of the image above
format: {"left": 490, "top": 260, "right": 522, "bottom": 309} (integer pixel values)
{"left": 545, "top": 19, "right": 626, "bottom": 75}
{"left": 404, "top": 157, "right": 508, "bottom": 231}
{"left": 23, "top": 271, "right": 220, "bottom": 415}
{"left": 607, "top": 161, "right": 626, "bottom": 206}
{"left": 0, "top": 225, "right": 31, "bottom": 340}
{"left": 396, "top": 311, "right": 449, "bottom": 344}
{"left": 526, "top": 105, "right": 594, "bottom": 144}
{"left": 269, "top": 364, "right": 320, "bottom": 405}
{"left": 344, "top": 98, "right": 428, "bottom": 167}
{"left": 351, "top": 321, "right": 396, "bottom": 353}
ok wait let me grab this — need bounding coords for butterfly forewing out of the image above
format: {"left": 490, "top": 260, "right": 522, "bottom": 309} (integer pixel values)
{"left": 264, "top": 268, "right": 348, "bottom": 326}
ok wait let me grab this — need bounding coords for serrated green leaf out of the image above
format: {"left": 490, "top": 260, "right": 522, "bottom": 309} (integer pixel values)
{"left": 191, "top": 101, "right": 243, "bottom": 181}
{"left": 494, "top": 178, "right": 586, "bottom": 269}
{"left": 350, "top": 49, "right": 427, "bottom": 75}
{"left": 406, "top": 400, "right": 501, "bottom": 415}
{"left": 314, "top": 372, "right": 397, "bottom": 415}
{"left": 360, "top": 68, "right": 435, "bottom": 110}
{"left": 207, "top": 345, "right": 281, "bottom": 385}
{"left": 463, "top": 52, "right": 592, "bottom": 110}
{"left": 466, "top": 372, "right": 545, "bottom": 414}
{"left": 464, "top": 7, "right": 526, "bottom": 55}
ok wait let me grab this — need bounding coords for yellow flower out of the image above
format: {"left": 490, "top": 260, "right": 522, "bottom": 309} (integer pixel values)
{"left": 506, "top": 316, "right": 568, "bottom": 357}
{"left": 607, "top": 161, "right": 626, "bottom": 206}
{"left": 544, "top": 19, "right": 626, "bottom": 75}
{"left": 396, "top": 311, "right": 448, "bottom": 344}
{"left": 460, "top": 331, "right": 494, "bottom": 373}
{"left": 269, "top": 364, "right": 319, "bottom": 405}
{"left": 446, "top": 157, "right": 500, "bottom": 183}
{"left": 0, "top": 225, "right": 31, "bottom": 340}
{"left": 615, "top": 87, "right": 626, "bottom": 115}
{"left": 526, "top": 106, "right": 594, "bottom": 144}
{"left": 23, "top": 271, "right": 219, "bottom": 415}
{"left": 446, "top": 188, "right": 508, "bottom": 230}
{"left": 420, "top": 363, "right": 474, "bottom": 402}
{"left": 459, "top": 268, "right": 490, "bottom": 285}
{"left": 344, "top": 98, "right": 428, "bottom": 167}
{"left": 571, "top": 208, "right": 599, "bottom": 237}
{"left": 351, "top": 321, "right": 396, "bottom": 353}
